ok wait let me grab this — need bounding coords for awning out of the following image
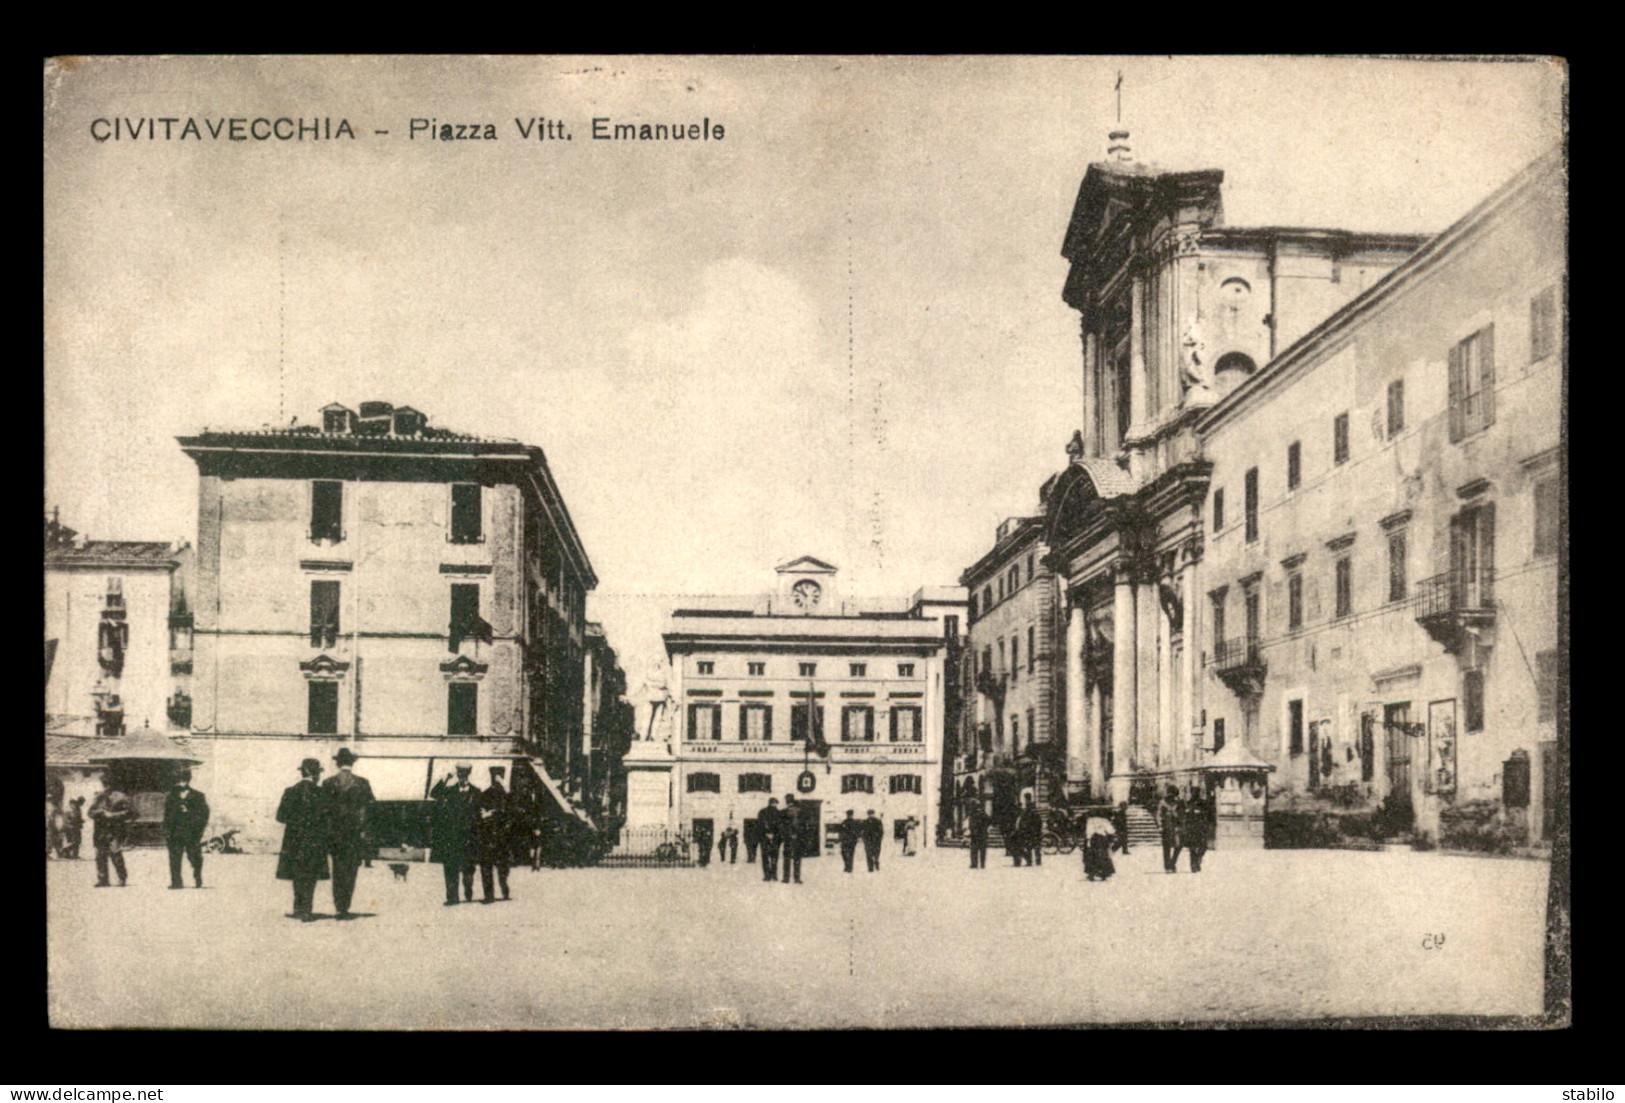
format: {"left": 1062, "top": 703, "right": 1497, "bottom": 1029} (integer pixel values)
{"left": 1194, "top": 740, "right": 1277, "bottom": 774}
{"left": 525, "top": 759, "right": 596, "bottom": 832}
{"left": 86, "top": 736, "right": 202, "bottom": 766}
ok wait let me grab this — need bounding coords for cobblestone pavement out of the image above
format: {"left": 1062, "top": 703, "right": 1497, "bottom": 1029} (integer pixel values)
{"left": 46, "top": 842, "right": 1549, "bottom": 1029}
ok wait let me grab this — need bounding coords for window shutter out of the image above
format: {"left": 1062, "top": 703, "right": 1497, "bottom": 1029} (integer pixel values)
{"left": 865, "top": 708, "right": 874, "bottom": 742}
{"left": 889, "top": 708, "right": 897, "bottom": 743}
{"left": 1480, "top": 504, "right": 1496, "bottom": 603}
{"left": 738, "top": 705, "right": 748, "bottom": 741}
{"left": 1479, "top": 324, "right": 1495, "bottom": 429}
{"left": 687, "top": 704, "right": 698, "bottom": 741}
{"left": 1447, "top": 342, "right": 1465, "bottom": 442}
{"left": 763, "top": 705, "right": 773, "bottom": 742}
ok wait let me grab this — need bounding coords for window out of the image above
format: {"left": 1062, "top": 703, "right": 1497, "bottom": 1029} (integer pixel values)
{"left": 686, "top": 772, "right": 720, "bottom": 794}
{"left": 849, "top": 663, "right": 867, "bottom": 677}
{"left": 1010, "top": 637, "right": 1018, "bottom": 683}
{"left": 998, "top": 577, "right": 1005, "bottom": 602}
{"left": 310, "top": 480, "right": 343, "bottom": 542}
{"left": 1288, "top": 572, "right": 1303, "bottom": 630}
{"left": 1011, "top": 565, "right": 1020, "bottom": 591}
{"left": 890, "top": 774, "right": 922, "bottom": 795}
{"left": 1027, "top": 626, "right": 1036, "bottom": 672}
{"left": 449, "top": 584, "right": 487, "bottom": 650}
{"left": 945, "top": 616, "right": 959, "bottom": 641}
{"left": 982, "top": 647, "right": 992, "bottom": 678}
{"left": 740, "top": 704, "right": 772, "bottom": 741}
{"left": 167, "top": 691, "right": 192, "bottom": 729}
{"left": 308, "top": 681, "right": 340, "bottom": 734}
{"left": 1212, "top": 717, "right": 1226, "bottom": 753}
{"left": 688, "top": 704, "right": 721, "bottom": 741}
{"left": 798, "top": 662, "right": 817, "bottom": 678}
{"left": 1244, "top": 585, "right": 1260, "bottom": 642}
{"left": 748, "top": 662, "right": 766, "bottom": 677}
{"left": 1010, "top": 714, "right": 1020, "bottom": 748}
{"left": 1028, "top": 553, "right": 1036, "bottom": 581}
{"left": 1531, "top": 286, "right": 1557, "bottom": 362}
{"left": 1333, "top": 412, "right": 1350, "bottom": 465}
{"left": 1287, "top": 441, "right": 1301, "bottom": 490}
{"left": 696, "top": 661, "right": 714, "bottom": 675}
{"left": 842, "top": 774, "right": 874, "bottom": 794}
{"left": 1211, "top": 593, "right": 1226, "bottom": 652}
{"left": 790, "top": 703, "right": 824, "bottom": 742}
{"left": 738, "top": 772, "right": 773, "bottom": 793}
{"left": 841, "top": 705, "right": 875, "bottom": 743}
{"left": 1448, "top": 326, "right": 1496, "bottom": 441}
{"left": 886, "top": 705, "right": 920, "bottom": 744}
{"left": 309, "top": 580, "right": 340, "bottom": 649}
{"left": 1534, "top": 478, "right": 1560, "bottom": 558}
{"left": 1213, "top": 488, "right": 1225, "bottom": 533}
{"left": 1537, "top": 650, "right": 1558, "bottom": 723}
{"left": 998, "top": 640, "right": 1006, "bottom": 672}
{"left": 1464, "top": 669, "right": 1485, "bottom": 733}
{"left": 450, "top": 483, "right": 482, "bottom": 543}
{"left": 104, "top": 576, "right": 124, "bottom": 610}
{"left": 1388, "top": 531, "right": 1408, "bottom": 603}
{"left": 1289, "top": 699, "right": 1304, "bottom": 755}
{"left": 897, "top": 663, "right": 915, "bottom": 678}
{"left": 447, "top": 681, "right": 478, "bottom": 735}
{"left": 1244, "top": 468, "right": 1258, "bottom": 542}
{"left": 1334, "top": 556, "right": 1352, "bottom": 619}
{"left": 968, "top": 594, "right": 978, "bottom": 620}
{"left": 984, "top": 585, "right": 993, "bottom": 611}
{"left": 1027, "top": 707, "right": 1036, "bottom": 747}
{"left": 1451, "top": 504, "right": 1496, "bottom": 607}
{"left": 1387, "top": 379, "right": 1405, "bottom": 436}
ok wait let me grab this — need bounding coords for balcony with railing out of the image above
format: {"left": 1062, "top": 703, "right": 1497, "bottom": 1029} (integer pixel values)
{"left": 1414, "top": 567, "right": 1496, "bottom": 654}
{"left": 1211, "top": 636, "right": 1266, "bottom": 697}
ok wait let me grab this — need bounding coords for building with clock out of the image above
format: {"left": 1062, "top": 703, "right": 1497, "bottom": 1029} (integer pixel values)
{"left": 638, "top": 557, "right": 965, "bottom": 856}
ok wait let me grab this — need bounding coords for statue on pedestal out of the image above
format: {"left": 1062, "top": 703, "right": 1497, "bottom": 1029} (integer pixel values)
{"left": 1180, "top": 323, "right": 1217, "bottom": 407}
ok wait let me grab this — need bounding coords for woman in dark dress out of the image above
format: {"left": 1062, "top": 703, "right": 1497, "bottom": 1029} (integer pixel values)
{"left": 1082, "top": 815, "right": 1116, "bottom": 882}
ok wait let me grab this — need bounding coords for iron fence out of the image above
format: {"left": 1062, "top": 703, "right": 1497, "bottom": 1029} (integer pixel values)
{"left": 597, "top": 825, "right": 696, "bottom": 868}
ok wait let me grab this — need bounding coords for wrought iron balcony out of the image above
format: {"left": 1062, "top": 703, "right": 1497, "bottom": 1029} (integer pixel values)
{"left": 1211, "top": 636, "right": 1266, "bottom": 697}
{"left": 1414, "top": 568, "right": 1496, "bottom": 654}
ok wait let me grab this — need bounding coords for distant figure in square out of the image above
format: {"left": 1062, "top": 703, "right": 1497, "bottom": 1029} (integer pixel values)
{"left": 862, "top": 809, "right": 884, "bottom": 871}
{"left": 780, "top": 795, "right": 804, "bottom": 884}
{"left": 1083, "top": 815, "right": 1116, "bottom": 882}
{"left": 757, "top": 797, "right": 781, "bottom": 882}
{"left": 1111, "top": 801, "right": 1131, "bottom": 855}
{"left": 1157, "top": 786, "right": 1185, "bottom": 873}
{"left": 693, "top": 819, "right": 714, "bottom": 868}
{"left": 721, "top": 822, "right": 739, "bottom": 864}
{"left": 966, "top": 800, "right": 990, "bottom": 869}
{"left": 1183, "top": 789, "right": 1211, "bottom": 873}
{"left": 1013, "top": 796, "right": 1042, "bottom": 866}
{"left": 902, "top": 815, "right": 921, "bottom": 857}
{"left": 323, "top": 748, "right": 374, "bottom": 917}
{"left": 743, "top": 817, "right": 759, "bottom": 865}
{"left": 276, "top": 758, "right": 331, "bottom": 920}
{"left": 473, "top": 765, "right": 512, "bottom": 903}
{"left": 163, "top": 769, "right": 210, "bottom": 889}
{"left": 64, "top": 797, "right": 85, "bottom": 859}
{"left": 837, "top": 809, "right": 862, "bottom": 873}
{"left": 88, "top": 776, "right": 134, "bottom": 888}
{"left": 430, "top": 763, "right": 481, "bottom": 905}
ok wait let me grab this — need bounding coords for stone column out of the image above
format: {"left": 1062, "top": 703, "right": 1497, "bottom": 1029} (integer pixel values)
{"left": 1081, "top": 324, "right": 1097, "bottom": 458}
{"left": 1157, "top": 572, "right": 1173, "bottom": 770}
{"left": 1066, "top": 599, "right": 1086, "bottom": 783}
{"left": 1181, "top": 540, "right": 1201, "bottom": 761}
{"left": 1137, "top": 572, "right": 1161, "bottom": 780}
{"left": 1128, "top": 274, "right": 1146, "bottom": 436}
{"left": 1111, "top": 562, "right": 1137, "bottom": 803}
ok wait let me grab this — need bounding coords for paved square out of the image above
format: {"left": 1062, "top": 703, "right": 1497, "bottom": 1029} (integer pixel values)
{"left": 47, "top": 844, "right": 1548, "bottom": 1028}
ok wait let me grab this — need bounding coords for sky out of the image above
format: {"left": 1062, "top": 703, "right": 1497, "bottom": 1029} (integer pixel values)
{"left": 43, "top": 55, "right": 1565, "bottom": 688}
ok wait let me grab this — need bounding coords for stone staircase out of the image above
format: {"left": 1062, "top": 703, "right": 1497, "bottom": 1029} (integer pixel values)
{"left": 1124, "top": 804, "right": 1161, "bottom": 847}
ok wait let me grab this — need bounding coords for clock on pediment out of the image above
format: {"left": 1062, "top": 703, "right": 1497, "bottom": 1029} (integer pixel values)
{"left": 776, "top": 555, "right": 839, "bottom": 616}
{"left": 791, "top": 579, "right": 822, "bottom": 611}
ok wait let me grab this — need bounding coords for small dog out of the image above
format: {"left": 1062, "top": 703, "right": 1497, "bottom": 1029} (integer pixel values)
{"left": 388, "top": 863, "right": 410, "bottom": 882}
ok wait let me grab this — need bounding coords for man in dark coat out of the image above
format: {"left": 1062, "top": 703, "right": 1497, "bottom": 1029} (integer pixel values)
{"left": 1111, "top": 801, "right": 1131, "bottom": 855}
{"left": 64, "top": 797, "right": 85, "bottom": 859}
{"left": 743, "top": 817, "right": 759, "bottom": 865}
{"left": 322, "top": 748, "right": 374, "bottom": 918}
{"left": 722, "top": 823, "right": 739, "bottom": 864}
{"left": 431, "top": 763, "right": 481, "bottom": 905}
{"left": 693, "top": 819, "right": 714, "bottom": 868}
{"left": 837, "top": 809, "right": 862, "bottom": 873}
{"left": 779, "top": 794, "right": 804, "bottom": 884}
{"left": 1184, "top": 789, "right": 1211, "bottom": 873}
{"left": 276, "top": 758, "right": 331, "bottom": 920}
{"left": 163, "top": 769, "right": 210, "bottom": 889}
{"left": 1157, "top": 786, "right": 1184, "bottom": 873}
{"left": 472, "top": 766, "right": 512, "bottom": 903}
{"left": 861, "top": 809, "right": 884, "bottom": 872}
{"left": 88, "top": 777, "right": 134, "bottom": 887}
{"left": 966, "top": 799, "right": 990, "bottom": 869}
{"left": 1014, "top": 793, "right": 1043, "bottom": 867}
{"left": 757, "top": 797, "right": 782, "bottom": 882}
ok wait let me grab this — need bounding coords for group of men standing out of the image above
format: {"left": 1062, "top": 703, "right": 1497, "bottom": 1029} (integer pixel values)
{"left": 835, "top": 809, "right": 886, "bottom": 873}
{"left": 1156, "top": 787, "right": 1214, "bottom": 874}
{"left": 752, "top": 795, "right": 815, "bottom": 884}
{"left": 274, "top": 748, "right": 376, "bottom": 920}
{"left": 429, "top": 762, "right": 526, "bottom": 906}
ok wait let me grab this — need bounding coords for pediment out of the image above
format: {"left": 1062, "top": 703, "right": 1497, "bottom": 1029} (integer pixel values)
{"left": 439, "top": 654, "right": 489, "bottom": 678}
{"left": 299, "top": 654, "right": 351, "bottom": 678}
{"left": 775, "top": 556, "right": 838, "bottom": 575}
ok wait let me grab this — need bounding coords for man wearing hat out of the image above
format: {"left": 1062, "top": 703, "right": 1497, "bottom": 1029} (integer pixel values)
{"left": 862, "top": 808, "right": 885, "bottom": 872}
{"left": 472, "top": 765, "right": 512, "bottom": 903}
{"left": 430, "top": 763, "right": 481, "bottom": 905}
{"left": 163, "top": 768, "right": 210, "bottom": 889}
{"left": 87, "top": 774, "right": 134, "bottom": 887}
{"left": 323, "top": 748, "right": 375, "bottom": 919}
{"left": 276, "top": 759, "right": 331, "bottom": 920}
